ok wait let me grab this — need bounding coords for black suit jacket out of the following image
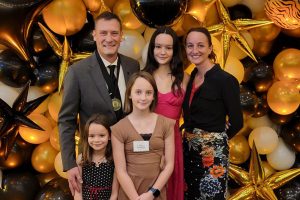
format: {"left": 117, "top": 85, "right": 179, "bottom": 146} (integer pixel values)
{"left": 58, "top": 52, "right": 139, "bottom": 171}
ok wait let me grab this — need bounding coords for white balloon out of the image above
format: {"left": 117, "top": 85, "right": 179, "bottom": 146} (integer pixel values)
{"left": 141, "top": 42, "right": 149, "bottom": 66}
{"left": 0, "top": 81, "right": 19, "bottom": 107}
{"left": 119, "top": 30, "right": 146, "bottom": 60}
{"left": 267, "top": 138, "right": 296, "bottom": 170}
{"left": 248, "top": 126, "right": 279, "bottom": 154}
{"left": 241, "top": 0, "right": 266, "bottom": 15}
{"left": 247, "top": 115, "right": 276, "bottom": 129}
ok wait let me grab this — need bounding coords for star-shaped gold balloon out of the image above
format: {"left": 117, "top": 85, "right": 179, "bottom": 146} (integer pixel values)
{"left": 207, "top": 0, "right": 273, "bottom": 68}
{"left": 186, "top": 0, "right": 216, "bottom": 24}
{"left": 38, "top": 23, "right": 91, "bottom": 92}
{"left": 229, "top": 142, "right": 300, "bottom": 200}
{"left": 0, "top": 0, "right": 52, "bottom": 68}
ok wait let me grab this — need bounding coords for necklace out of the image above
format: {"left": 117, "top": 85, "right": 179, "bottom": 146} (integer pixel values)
{"left": 92, "top": 155, "right": 106, "bottom": 166}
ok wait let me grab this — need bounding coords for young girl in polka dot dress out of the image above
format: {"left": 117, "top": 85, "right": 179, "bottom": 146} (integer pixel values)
{"left": 74, "top": 114, "right": 118, "bottom": 200}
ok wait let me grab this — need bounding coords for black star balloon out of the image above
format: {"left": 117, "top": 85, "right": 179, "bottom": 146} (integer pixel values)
{"left": 0, "top": 81, "right": 49, "bottom": 159}
{"left": 0, "top": 0, "right": 52, "bottom": 68}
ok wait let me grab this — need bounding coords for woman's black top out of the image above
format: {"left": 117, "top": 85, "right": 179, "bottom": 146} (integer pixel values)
{"left": 182, "top": 64, "right": 243, "bottom": 139}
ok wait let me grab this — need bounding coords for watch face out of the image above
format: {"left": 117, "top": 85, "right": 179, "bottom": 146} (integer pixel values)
{"left": 150, "top": 187, "right": 160, "bottom": 197}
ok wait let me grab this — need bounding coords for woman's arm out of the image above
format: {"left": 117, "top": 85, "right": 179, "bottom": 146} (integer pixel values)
{"left": 111, "top": 134, "right": 139, "bottom": 199}
{"left": 109, "top": 170, "right": 119, "bottom": 200}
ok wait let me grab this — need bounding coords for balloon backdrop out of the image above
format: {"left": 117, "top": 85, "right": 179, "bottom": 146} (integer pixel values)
{"left": 0, "top": 172, "right": 40, "bottom": 200}
{"left": 35, "top": 177, "right": 72, "bottom": 200}
{"left": 229, "top": 135, "right": 250, "bottom": 164}
{"left": 129, "top": 0, "right": 187, "bottom": 27}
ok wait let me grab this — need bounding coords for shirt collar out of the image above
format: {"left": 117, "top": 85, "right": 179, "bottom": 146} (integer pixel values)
{"left": 99, "top": 54, "right": 118, "bottom": 68}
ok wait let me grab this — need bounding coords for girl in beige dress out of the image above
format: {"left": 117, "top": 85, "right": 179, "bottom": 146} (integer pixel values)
{"left": 111, "top": 71, "right": 175, "bottom": 200}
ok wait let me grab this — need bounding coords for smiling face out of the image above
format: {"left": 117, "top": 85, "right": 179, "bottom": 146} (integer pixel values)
{"left": 88, "top": 123, "right": 110, "bottom": 153}
{"left": 130, "top": 77, "right": 155, "bottom": 112}
{"left": 153, "top": 33, "right": 173, "bottom": 66}
{"left": 93, "top": 18, "right": 122, "bottom": 62}
{"left": 185, "top": 31, "right": 212, "bottom": 66}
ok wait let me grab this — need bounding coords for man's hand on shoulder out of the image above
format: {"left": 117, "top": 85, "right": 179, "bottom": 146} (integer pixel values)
{"left": 67, "top": 166, "right": 82, "bottom": 196}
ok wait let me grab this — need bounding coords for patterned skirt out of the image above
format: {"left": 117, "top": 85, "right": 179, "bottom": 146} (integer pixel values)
{"left": 183, "top": 128, "right": 229, "bottom": 200}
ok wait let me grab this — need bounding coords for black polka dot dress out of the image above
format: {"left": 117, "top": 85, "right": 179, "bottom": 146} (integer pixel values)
{"left": 82, "top": 161, "right": 114, "bottom": 200}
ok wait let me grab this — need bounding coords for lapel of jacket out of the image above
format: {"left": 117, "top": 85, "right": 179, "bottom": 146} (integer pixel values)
{"left": 119, "top": 54, "right": 131, "bottom": 83}
{"left": 88, "top": 53, "right": 114, "bottom": 111}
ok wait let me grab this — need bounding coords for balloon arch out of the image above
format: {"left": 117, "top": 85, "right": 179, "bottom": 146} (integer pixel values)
{"left": 0, "top": 0, "right": 299, "bottom": 199}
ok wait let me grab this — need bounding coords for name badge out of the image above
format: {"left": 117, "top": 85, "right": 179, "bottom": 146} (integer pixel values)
{"left": 133, "top": 141, "right": 150, "bottom": 152}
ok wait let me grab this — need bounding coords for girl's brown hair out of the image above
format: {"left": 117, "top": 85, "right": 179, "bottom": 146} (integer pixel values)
{"left": 80, "top": 114, "right": 113, "bottom": 165}
{"left": 124, "top": 71, "right": 158, "bottom": 113}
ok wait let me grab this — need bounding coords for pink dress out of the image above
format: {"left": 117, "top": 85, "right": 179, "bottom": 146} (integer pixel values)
{"left": 155, "top": 90, "right": 185, "bottom": 200}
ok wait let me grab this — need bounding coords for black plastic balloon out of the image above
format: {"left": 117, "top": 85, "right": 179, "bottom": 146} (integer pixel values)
{"left": 0, "top": 50, "right": 34, "bottom": 87}
{"left": 228, "top": 4, "right": 252, "bottom": 20}
{"left": 269, "top": 110, "right": 294, "bottom": 125}
{"left": 281, "top": 115, "right": 300, "bottom": 152}
{"left": 252, "top": 94, "right": 269, "bottom": 118}
{"left": 35, "top": 177, "right": 73, "bottom": 200}
{"left": 239, "top": 85, "right": 257, "bottom": 116}
{"left": 275, "top": 180, "right": 300, "bottom": 200}
{"left": 129, "top": 0, "right": 187, "bottom": 28}
{"left": 34, "top": 63, "right": 59, "bottom": 93}
{"left": 30, "top": 25, "right": 49, "bottom": 54}
{"left": 0, "top": 171, "right": 40, "bottom": 200}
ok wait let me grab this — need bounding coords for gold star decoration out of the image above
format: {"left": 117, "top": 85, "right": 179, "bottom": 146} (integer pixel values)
{"left": 38, "top": 22, "right": 91, "bottom": 92}
{"left": 207, "top": 0, "right": 273, "bottom": 68}
{"left": 228, "top": 142, "right": 300, "bottom": 200}
{"left": 0, "top": 0, "right": 52, "bottom": 68}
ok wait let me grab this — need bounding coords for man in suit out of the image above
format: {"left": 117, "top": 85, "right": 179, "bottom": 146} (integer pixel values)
{"left": 58, "top": 11, "right": 140, "bottom": 195}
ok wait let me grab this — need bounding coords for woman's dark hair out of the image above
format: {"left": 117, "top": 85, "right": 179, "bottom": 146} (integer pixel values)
{"left": 185, "top": 27, "right": 217, "bottom": 62}
{"left": 143, "top": 26, "right": 184, "bottom": 96}
{"left": 81, "top": 114, "right": 113, "bottom": 165}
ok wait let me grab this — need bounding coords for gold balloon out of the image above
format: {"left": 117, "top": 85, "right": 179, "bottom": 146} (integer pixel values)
{"left": 224, "top": 56, "right": 245, "bottom": 83}
{"left": 36, "top": 171, "right": 59, "bottom": 187}
{"left": 0, "top": 145, "right": 24, "bottom": 169}
{"left": 50, "top": 126, "right": 60, "bottom": 151}
{"left": 48, "top": 92, "right": 63, "bottom": 122}
{"left": 273, "top": 48, "right": 300, "bottom": 81}
{"left": 19, "top": 114, "right": 52, "bottom": 144}
{"left": 42, "top": 0, "right": 87, "bottom": 36}
{"left": 113, "top": 0, "right": 131, "bottom": 21}
{"left": 171, "top": 17, "right": 186, "bottom": 37}
{"left": 54, "top": 152, "right": 68, "bottom": 179}
{"left": 267, "top": 81, "right": 300, "bottom": 115}
{"left": 31, "top": 141, "right": 59, "bottom": 173}
{"left": 45, "top": 111, "right": 58, "bottom": 128}
{"left": 265, "top": 0, "right": 300, "bottom": 29}
{"left": 182, "top": 14, "right": 202, "bottom": 33}
{"left": 252, "top": 40, "right": 273, "bottom": 57}
{"left": 261, "top": 161, "right": 276, "bottom": 178}
{"left": 104, "top": 0, "right": 117, "bottom": 9}
{"left": 249, "top": 12, "right": 281, "bottom": 42}
{"left": 83, "top": 0, "right": 102, "bottom": 12}
{"left": 229, "top": 143, "right": 300, "bottom": 200}
{"left": 186, "top": 0, "right": 216, "bottom": 23}
{"left": 282, "top": 27, "right": 300, "bottom": 38}
{"left": 205, "top": 4, "right": 220, "bottom": 26}
{"left": 122, "top": 13, "right": 145, "bottom": 30}
{"left": 229, "top": 135, "right": 250, "bottom": 164}
{"left": 229, "top": 31, "right": 254, "bottom": 60}
{"left": 207, "top": 0, "right": 273, "bottom": 68}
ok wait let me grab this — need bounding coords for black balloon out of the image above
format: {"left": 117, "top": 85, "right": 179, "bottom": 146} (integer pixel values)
{"left": 34, "top": 63, "right": 59, "bottom": 93}
{"left": 281, "top": 116, "right": 300, "bottom": 152}
{"left": 239, "top": 85, "right": 257, "bottom": 116}
{"left": 0, "top": 50, "right": 34, "bottom": 87}
{"left": 228, "top": 4, "right": 252, "bottom": 20}
{"left": 269, "top": 110, "right": 294, "bottom": 125}
{"left": 35, "top": 177, "right": 72, "bottom": 200}
{"left": 129, "top": 0, "right": 187, "bottom": 28}
{"left": 0, "top": 171, "right": 40, "bottom": 200}
{"left": 252, "top": 94, "right": 269, "bottom": 118}
{"left": 30, "top": 25, "right": 49, "bottom": 54}
{"left": 275, "top": 180, "right": 300, "bottom": 200}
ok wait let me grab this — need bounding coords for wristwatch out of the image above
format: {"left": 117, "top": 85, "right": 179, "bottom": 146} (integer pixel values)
{"left": 149, "top": 187, "right": 160, "bottom": 197}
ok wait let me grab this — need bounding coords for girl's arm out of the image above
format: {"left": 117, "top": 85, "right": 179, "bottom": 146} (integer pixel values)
{"left": 138, "top": 122, "right": 175, "bottom": 200}
{"left": 111, "top": 134, "right": 139, "bottom": 199}
{"left": 109, "top": 170, "right": 119, "bottom": 200}
{"left": 74, "top": 154, "right": 83, "bottom": 200}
